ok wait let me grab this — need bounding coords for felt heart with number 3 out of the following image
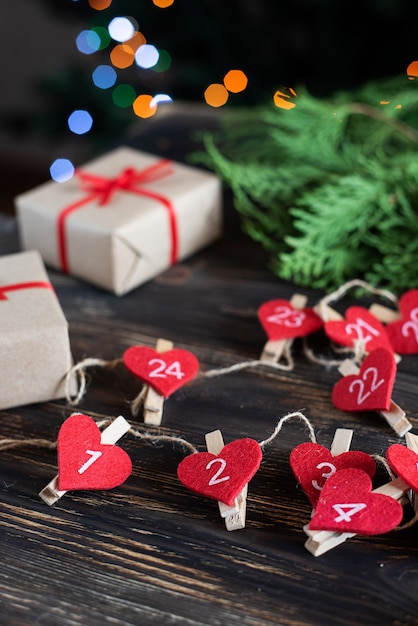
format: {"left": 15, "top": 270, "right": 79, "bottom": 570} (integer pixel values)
{"left": 309, "top": 468, "right": 403, "bottom": 535}
{"left": 324, "top": 306, "right": 392, "bottom": 352}
{"left": 385, "top": 289, "right": 418, "bottom": 354}
{"left": 332, "top": 347, "right": 396, "bottom": 412}
{"left": 57, "top": 413, "right": 132, "bottom": 491}
{"left": 386, "top": 444, "right": 418, "bottom": 492}
{"left": 123, "top": 346, "right": 199, "bottom": 397}
{"left": 177, "top": 438, "right": 262, "bottom": 507}
{"left": 258, "top": 299, "right": 323, "bottom": 341}
{"left": 289, "top": 442, "right": 376, "bottom": 507}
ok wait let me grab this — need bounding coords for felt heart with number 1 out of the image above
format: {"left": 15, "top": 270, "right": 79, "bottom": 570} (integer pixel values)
{"left": 123, "top": 346, "right": 199, "bottom": 397}
{"left": 258, "top": 299, "right": 323, "bottom": 341}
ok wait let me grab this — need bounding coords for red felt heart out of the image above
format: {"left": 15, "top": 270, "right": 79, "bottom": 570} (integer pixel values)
{"left": 123, "top": 346, "right": 199, "bottom": 397}
{"left": 309, "top": 468, "right": 403, "bottom": 535}
{"left": 385, "top": 289, "right": 418, "bottom": 354}
{"left": 332, "top": 347, "right": 396, "bottom": 412}
{"left": 258, "top": 299, "right": 323, "bottom": 341}
{"left": 289, "top": 442, "right": 376, "bottom": 507}
{"left": 57, "top": 413, "right": 132, "bottom": 491}
{"left": 386, "top": 444, "right": 418, "bottom": 492}
{"left": 324, "top": 306, "right": 392, "bottom": 353}
{"left": 177, "top": 438, "right": 262, "bottom": 507}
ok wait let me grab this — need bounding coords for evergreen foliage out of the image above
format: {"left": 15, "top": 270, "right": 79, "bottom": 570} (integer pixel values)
{"left": 193, "top": 76, "right": 418, "bottom": 293}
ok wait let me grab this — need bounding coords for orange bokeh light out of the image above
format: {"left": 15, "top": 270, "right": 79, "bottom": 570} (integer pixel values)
{"left": 223, "top": 69, "right": 248, "bottom": 93}
{"left": 133, "top": 94, "right": 157, "bottom": 118}
{"left": 273, "top": 88, "right": 297, "bottom": 110}
{"left": 88, "top": 0, "right": 112, "bottom": 9}
{"left": 204, "top": 83, "right": 229, "bottom": 108}
{"left": 407, "top": 60, "right": 418, "bottom": 79}
{"left": 126, "top": 31, "right": 147, "bottom": 52}
{"left": 110, "top": 44, "right": 135, "bottom": 69}
{"left": 153, "top": 0, "right": 175, "bottom": 6}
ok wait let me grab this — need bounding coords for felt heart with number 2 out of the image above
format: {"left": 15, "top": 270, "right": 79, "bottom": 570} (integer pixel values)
{"left": 386, "top": 443, "right": 418, "bottom": 492}
{"left": 258, "top": 299, "right": 323, "bottom": 341}
{"left": 385, "top": 289, "right": 418, "bottom": 354}
{"left": 123, "top": 346, "right": 199, "bottom": 397}
{"left": 332, "top": 347, "right": 396, "bottom": 412}
{"left": 57, "top": 413, "right": 132, "bottom": 491}
{"left": 309, "top": 468, "right": 403, "bottom": 535}
{"left": 289, "top": 442, "right": 376, "bottom": 507}
{"left": 177, "top": 438, "right": 262, "bottom": 507}
{"left": 324, "top": 306, "right": 392, "bottom": 352}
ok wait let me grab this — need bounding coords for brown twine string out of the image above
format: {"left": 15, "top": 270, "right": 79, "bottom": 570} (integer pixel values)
{"left": 65, "top": 357, "right": 122, "bottom": 405}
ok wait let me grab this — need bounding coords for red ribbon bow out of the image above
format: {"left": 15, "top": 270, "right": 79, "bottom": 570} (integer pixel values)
{"left": 57, "top": 159, "right": 177, "bottom": 273}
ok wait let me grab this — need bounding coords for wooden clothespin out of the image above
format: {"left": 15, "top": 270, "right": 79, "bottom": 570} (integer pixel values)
{"left": 337, "top": 359, "right": 411, "bottom": 436}
{"left": 39, "top": 415, "right": 131, "bottom": 505}
{"left": 304, "top": 477, "right": 409, "bottom": 557}
{"left": 260, "top": 293, "right": 307, "bottom": 363}
{"left": 368, "top": 303, "right": 400, "bottom": 325}
{"left": 405, "top": 432, "right": 418, "bottom": 516}
{"left": 205, "top": 429, "right": 247, "bottom": 531}
{"left": 143, "top": 338, "right": 174, "bottom": 426}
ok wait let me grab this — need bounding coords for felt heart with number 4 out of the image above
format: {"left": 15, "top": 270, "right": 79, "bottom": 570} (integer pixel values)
{"left": 123, "top": 346, "right": 199, "bottom": 397}
{"left": 177, "top": 438, "right": 262, "bottom": 507}
{"left": 385, "top": 289, "right": 418, "bottom": 354}
{"left": 324, "top": 306, "right": 392, "bottom": 353}
{"left": 309, "top": 468, "right": 403, "bottom": 535}
{"left": 258, "top": 299, "right": 323, "bottom": 341}
{"left": 289, "top": 442, "right": 376, "bottom": 507}
{"left": 57, "top": 413, "right": 132, "bottom": 491}
{"left": 386, "top": 444, "right": 418, "bottom": 492}
{"left": 332, "top": 347, "right": 396, "bottom": 412}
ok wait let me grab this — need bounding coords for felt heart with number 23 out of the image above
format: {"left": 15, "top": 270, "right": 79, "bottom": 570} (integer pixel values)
{"left": 177, "top": 438, "right": 262, "bottom": 507}
{"left": 386, "top": 443, "right": 418, "bottom": 492}
{"left": 258, "top": 299, "right": 323, "bottom": 341}
{"left": 385, "top": 289, "right": 418, "bottom": 354}
{"left": 332, "top": 347, "right": 396, "bottom": 412}
{"left": 57, "top": 413, "right": 132, "bottom": 491}
{"left": 123, "top": 346, "right": 199, "bottom": 397}
{"left": 289, "top": 442, "right": 376, "bottom": 507}
{"left": 309, "top": 468, "right": 403, "bottom": 535}
{"left": 324, "top": 306, "right": 392, "bottom": 352}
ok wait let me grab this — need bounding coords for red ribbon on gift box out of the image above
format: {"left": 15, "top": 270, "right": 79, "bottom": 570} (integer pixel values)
{"left": 0, "top": 281, "right": 54, "bottom": 300}
{"left": 57, "top": 159, "right": 178, "bottom": 273}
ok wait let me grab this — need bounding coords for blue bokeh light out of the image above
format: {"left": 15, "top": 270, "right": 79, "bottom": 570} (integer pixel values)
{"left": 92, "top": 65, "right": 117, "bottom": 89}
{"left": 68, "top": 110, "right": 93, "bottom": 135}
{"left": 76, "top": 30, "right": 101, "bottom": 55}
{"left": 50, "top": 159, "right": 75, "bottom": 183}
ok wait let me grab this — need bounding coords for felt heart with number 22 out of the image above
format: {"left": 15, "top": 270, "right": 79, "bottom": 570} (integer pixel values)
{"left": 386, "top": 443, "right": 418, "bottom": 492}
{"left": 309, "top": 468, "right": 403, "bottom": 535}
{"left": 289, "top": 442, "right": 376, "bottom": 507}
{"left": 332, "top": 347, "right": 396, "bottom": 412}
{"left": 57, "top": 413, "right": 132, "bottom": 491}
{"left": 123, "top": 346, "right": 199, "bottom": 397}
{"left": 177, "top": 438, "right": 262, "bottom": 507}
{"left": 324, "top": 306, "right": 392, "bottom": 352}
{"left": 385, "top": 289, "right": 418, "bottom": 354}
{"left": 258, "top": 299, "right": 323, "bottom": 341}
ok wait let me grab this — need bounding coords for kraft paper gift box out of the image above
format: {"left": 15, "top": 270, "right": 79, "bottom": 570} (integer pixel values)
{"left": 15, "top": 147, "right": 223, "bottom": 295}
{"left": 0, "top": 250, "right": 75, "bottom": 411}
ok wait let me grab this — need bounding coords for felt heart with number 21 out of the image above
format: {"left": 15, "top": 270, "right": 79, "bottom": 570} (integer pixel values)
{"left": 385, "top": 289, "right": 418, "bottom": 354}
{"left": 123, "top": 346, "right": 199, "bottom": 397}
{"left": 289, "top": 442, "right": 376, "bottom": 507}
{"left": 177, "top": 438, "right": 262, "bottom": 507}
{"left": 309, "top": 468, "right": 403, "bottom": 535}
{"left": 324, "top": 306, "right": 392, "bottom": 352}
{"left": 332, "top": 347, "right": 396, "bottom": 412}
{"left": 258, "top": 299, "right": 323, "bottom": 341}
{"left": 57, "top": 413, "right": 132, "bottom": 491}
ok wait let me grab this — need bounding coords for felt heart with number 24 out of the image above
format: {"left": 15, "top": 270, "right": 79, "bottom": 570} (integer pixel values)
{"left": 57, "top": 413, "right": 132, "bottom": 491}
{"left": 177, "top": 438, "right": 262, "bottom": 507}
{"left": 386, "top": 443, "right": 418, "bottom": 492}
{"left": 324, "top": 306, "right": 392, "bottom": 352}
{"left": 289, "top": 442, "right": 376, "bottom": 507}
{"left": 332, "top": 347, "right": 396, "bottom": 412}
{"left": 309, "top": 468, "right": 403, "bottom": 535}
{"left": 258, "top": 299, "right": 323, "bottom": 341}
{"left": 123, "top": 346, "right": 199, "bottom": 397}
{"left": 385, "top": 289, "right": 418, "bottom": 354}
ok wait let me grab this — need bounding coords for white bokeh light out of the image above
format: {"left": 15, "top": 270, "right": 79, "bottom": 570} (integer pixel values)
{"left": 135, "top": 44, "right": 159, "bottom": 69}
{"left": 108, "top": 17, "right": 135, "bottom": 43}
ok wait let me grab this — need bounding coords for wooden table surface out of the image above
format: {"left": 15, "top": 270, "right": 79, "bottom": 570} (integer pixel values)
{"left": 0, "top": 112, "right": 417, "bottom": 626}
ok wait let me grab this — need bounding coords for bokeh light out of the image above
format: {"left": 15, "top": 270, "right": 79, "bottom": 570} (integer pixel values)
{"left": 76, "top": 30, "right": 101, "bottom": 55}
{"left": 150, "top": 93, "right": 173, "bottom": 107}
{"left": 112, "top": 84, "right": 137, "bottom": 108}
{"left": 204, "top": 84, "right": 229, "bottom": 107}
{"left": 110, "top": 44, "right": 135, "bottom": 68}
{"left": 90, "top": 26, "right": 111, "bottom": 50}
{"left": 68, "top": 110, "right": 93, "bottom": 134}
{"left": 223, "top": 69, "right": 248, "bottom": 93}
{"left": 135, "top": 44, "right": 159, "bottom": 69}
{"left": 152, "top": 49, "right": 172, "bottom": 73}
{"left": 126, "top": 31, "right": 147, "bottom": 52}
{"left": 88, "top": 0, "right": 112, "bottom": 9}
{"left": 108, "top": 17, "right": 136, "bottom": 43}
{"left": 407, "top": 60, "right": 418, "bottom": 79}
{"left": 273, "top": 87, "right": 297, "bottom": 110}
{"left": 152, "top": 0, "right": 175, "bottom": 7}
{"left": 132, "top": 94, "right": 157, "bottom": 118}
{"left": 92, "top": 65, "right": 117, "bottom": 89}
{"left": 50, "top": 159, "right": 75, "bottom": 183}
